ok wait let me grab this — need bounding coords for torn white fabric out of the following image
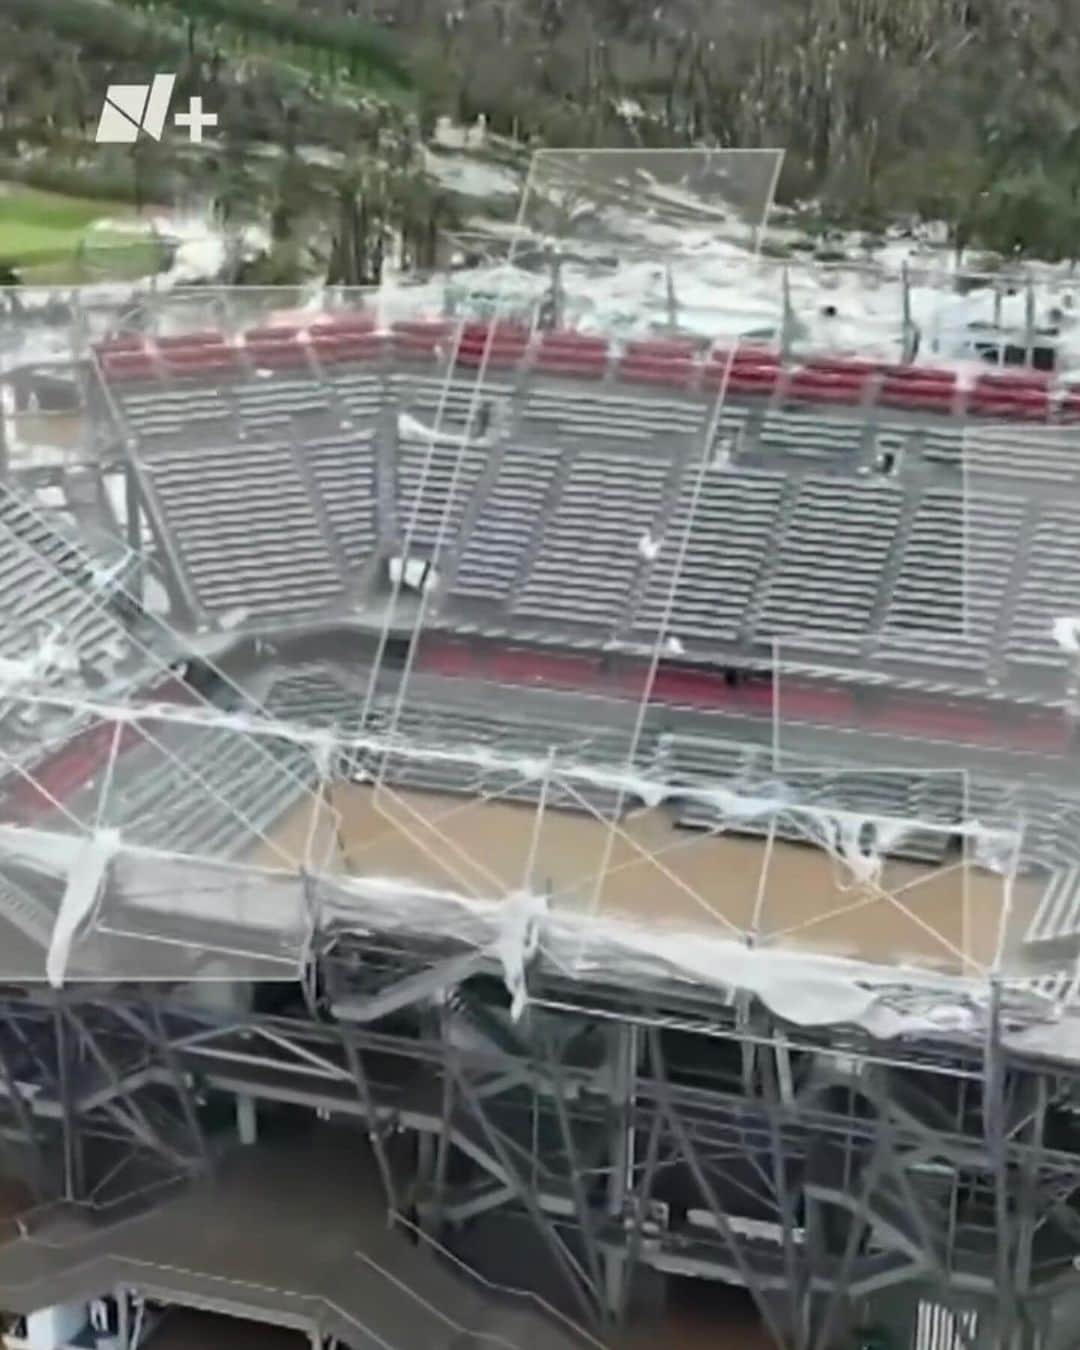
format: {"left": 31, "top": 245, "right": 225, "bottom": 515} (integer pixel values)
{"left": 398, "top": 411, "right": 488, "bottom": 447}
{"left": 317, "top": 871, "right": 1034, "bottom": 1042}
{"left": 0, "top": 691, "right": 1022, "bottom": 866}
{"left": 797, "top": 812, "right": 913, "bottom": 888}
{"left": 1053, "top": 616, "right": 1080, "bottom": 654}
{"left": 0, "top": 627, "right": 81, "bottom": 694}
{"left": 638, "top": 531, "right": 661, "bottom": 561}
{"left": 47, "top": 828, "right": 121, "bottom": 988}
{"left": 219, "top": 606, "right": 251, "bottom": 631}
{"left": 492, "top": 888, "right": 547, "bottom": 1020}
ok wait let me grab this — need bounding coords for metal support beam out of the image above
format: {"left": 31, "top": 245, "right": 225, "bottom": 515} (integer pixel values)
{"left": 0, "top": 1020, "right": 45, "bottom": 1200}
{"left": 54, "top": 1002, "right": 82, "bottom": 1202}
{"left": 63, "top": 1006, "right": 185, "bottom": 1166}
{"left": 449, "top": 1049, "right": 601, "bottom": 1328}
{"left": 538, "top": 1016, "right": 607, "bottom": 1319}
{"left": 647, "top": 1026, "right": 789, "bottom": 1349}
{"left": 986, "top": 982, "right": 1017, "bottom": 1350}
{"left": 616, "top": 1097, "right": 664, "bottom": 1328}
{"left": 338, "top": 1023, "right": 399, "bottom": 1217}
{"left": 761, "top": 1026, "right": 809, "bottom": 1350}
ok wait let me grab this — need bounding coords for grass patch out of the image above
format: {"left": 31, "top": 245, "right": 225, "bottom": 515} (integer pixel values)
{"left": 0, "top": 184, "right": 166, "bottom": 281}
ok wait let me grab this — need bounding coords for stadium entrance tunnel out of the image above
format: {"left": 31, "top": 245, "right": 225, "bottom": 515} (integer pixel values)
{"left": 658, "top": 1277, "right": 772, "bottom": 1350}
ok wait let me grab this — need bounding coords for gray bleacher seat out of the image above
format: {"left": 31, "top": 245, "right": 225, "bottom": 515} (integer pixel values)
{"left": 395, "top": 435, "right": 488, "bottom": 560}
{"left": 1007, "top": 506, "right": 1080, "bottom": 671}
{"left": 1026, "top": 866, "right": 1080, "bottom": 947}
{"left": 757, "top": 411, "right": 863, "bottom": 459}
{"left": 452, "top": 444, "right": 561, "bottom": 603}
{"left": 331, "top": 371, "right": 384, "bottom": 421}
{"left": 964, "top": 425, "right": 1080, "bottom": 486}
{"left": 145, "top": 441, "right": 347, "bottom": 619}
{"left": 363, "top": 696, "right": 655, "bottom": 815}
{"left": 522, "top": 388, "right": 704, "bottom": 444}
{"left": 757, "top": 476, "right": 902, "bottom": 641}
{"left": 267, "top": 668, "right": 365, "bottom": 732}
{"left": 99, "top": 719, "right": 315, "bottom": 858}
{"left": 395, "top": 376, "right": 511, "bottom": 436}
{"left": 708, "top": 407, "right": 752, "bottom": 453}
{"left": 661, "top": 733, "right": 954, "bottom": 863}
{"left": 632, "top": 466, "right": 785, "bottom": 646}
{"left": 117, "top": 384, "right": 235, "bottom": 441}
{"left": 920, "top": 425, "right": 965, "bottom": 469}
{"left": 879, "top": 490, "right": 1024, "bottom": 670}
{"left": 0, "top": 485, "right": 135, "bottom": 683}
{"left": 303, "top": 430, "right": 380, "bottom": 571}
{"left": 514, "top": 449, "right": 668, "bottom": 627}
{"left": 234, "top": 375, "right": 332, "bottom": 427}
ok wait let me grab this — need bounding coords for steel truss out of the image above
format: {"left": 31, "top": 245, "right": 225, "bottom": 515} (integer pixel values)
{"left": 0, "top": 947, "right": 1078, "bottom": 1350}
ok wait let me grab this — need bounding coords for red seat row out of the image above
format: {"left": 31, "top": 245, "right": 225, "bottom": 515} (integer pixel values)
{"left": 391, "top": 318, "right": 454, "bottom": 360}
{"left": 787, "top": 366, "right": 870, "bottom": 407}
{"left": 534, "top": 331, "right": 609, "bottom": 379}
{"left": 880, "top": 367, "right": 958, "bottom": 414}
{"left": 100, "top": 349, "right": 157, "bottom": 380}
{"left": 454, "top": 321, "right": 531, "bottom": 370}
{"left": 618, "top": 337, "right": 700, "bottom": 388}
{"left": 969, "top": 371, "right": 1051, "bottom": 420}
{"left": 703, "top": 349, "right": 781, "bottom": 396}
{"left": 91, "top": 322, "right": 1080, "bottom": 426}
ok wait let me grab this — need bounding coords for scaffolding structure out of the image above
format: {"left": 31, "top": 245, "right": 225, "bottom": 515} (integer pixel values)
{"left": 0, "top": 940, "right": 1079, "bottom": 1350}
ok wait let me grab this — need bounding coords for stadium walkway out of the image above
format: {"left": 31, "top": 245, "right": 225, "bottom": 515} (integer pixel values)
{"left": 0, "top": 1128, "right": 589, "bottom": 1349}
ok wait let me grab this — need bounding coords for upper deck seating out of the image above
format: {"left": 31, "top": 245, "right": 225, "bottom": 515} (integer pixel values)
{"left": 632, "top": 467, "right": 785, "bottom": 647}
{"left": 969, "top": 371, "right": 1051, "bottom": 422}
{"left": 392, "top": 319, "right": 455, "bottom": 365}
{"left": 701, "top": 348, "right": 781, "bottom": 398}
{"left": 616, "top": 338, "right": 700, "bottom": 392}
{"left": 451, "top": 443, "right": 561, "bottom": 604}
{"left": 757, "top": 409, "right": 864, "bottom": 459}
{"left": 1006, "top": 505, "right": 1080, "bottom": 675}
{"left": 144, "top": 439, "right": 346, "bottom": 620}
{"left": 879, "top": 367, "right": 957, "bottom": 415}
{"left": 756, "top": 476, "right": 902, "bottom": 643}
{"left": 878, "top": 490, "right": 1024, "bottom": 671}
{"left": 308, "top": 313, "right": 386, "bottom": 366}
{"left": 301, "top": 430, "right": 381, "bottom": 571}
{"left": 394, "top": 438, "right": 488, "bottom": 560}
{"left": 532, "top": 331, "right": 609, "bottom": 380}
{"left": 785, "top": 361, "right": 874, "bottom": 409}
{"left": 514, "top": 449, "right": 668, "bottom": 627}
{"left": 454, "top": 321, "right": 530, "bottom": 371}
{"left": 521, "top": 386, "right": 703, "bottom": 445}
{"left": 962, "top": 424, "right": 1080, "bottom": 486}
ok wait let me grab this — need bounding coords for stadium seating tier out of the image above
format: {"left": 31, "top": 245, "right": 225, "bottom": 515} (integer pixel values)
{"left": 94, "top": 320, "right": 1080, "bottom": 701}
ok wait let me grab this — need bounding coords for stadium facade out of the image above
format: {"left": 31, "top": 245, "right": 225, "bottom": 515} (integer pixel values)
{"left": 2, "top": 271, "right": 1080, "bottom": 1350}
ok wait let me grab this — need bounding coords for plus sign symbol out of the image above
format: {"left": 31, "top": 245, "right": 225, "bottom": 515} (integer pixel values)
{"left": 174, "top": 95, "right": 218, "bottom": 144}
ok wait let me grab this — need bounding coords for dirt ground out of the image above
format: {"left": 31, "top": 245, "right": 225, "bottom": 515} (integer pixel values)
{"left": 249, "top": 781, "right": 1037, "bottom": 978}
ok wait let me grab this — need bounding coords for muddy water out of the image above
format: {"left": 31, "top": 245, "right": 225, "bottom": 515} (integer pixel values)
{"left": 249, "top": 784, "right": 1037, "bottom": 977}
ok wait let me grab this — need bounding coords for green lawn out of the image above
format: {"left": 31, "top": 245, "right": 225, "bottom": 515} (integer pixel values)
{"left": 0, "top": 185, "right": 167, "bottom": 281}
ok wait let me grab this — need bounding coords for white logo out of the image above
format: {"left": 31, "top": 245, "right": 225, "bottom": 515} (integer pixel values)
{"left": 95, "top": 74, "right": 217, "bottom": 145}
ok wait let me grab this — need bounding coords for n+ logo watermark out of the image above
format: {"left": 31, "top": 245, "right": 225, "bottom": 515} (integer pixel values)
{"left": 95, "top": 74, "right": 218, "bottom": 145}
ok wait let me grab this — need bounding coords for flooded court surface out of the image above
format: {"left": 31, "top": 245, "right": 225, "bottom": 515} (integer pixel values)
{"left": 250, "top": 782, "right": 1036, "bottom": 978}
